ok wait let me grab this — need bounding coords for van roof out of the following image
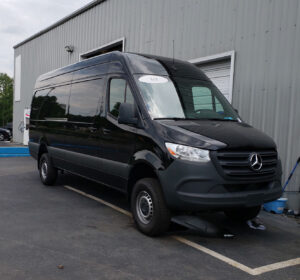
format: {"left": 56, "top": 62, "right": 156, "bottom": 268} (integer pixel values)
{"left": 35, "top": 51, "right": 209, "bottom": 89}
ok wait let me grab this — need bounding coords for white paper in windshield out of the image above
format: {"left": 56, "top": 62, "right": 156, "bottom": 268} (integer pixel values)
{"left": 138, "top": 75, "right": 168, "bottom": 84}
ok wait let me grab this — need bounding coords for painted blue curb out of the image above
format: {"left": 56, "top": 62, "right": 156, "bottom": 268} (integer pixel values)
{"left": 0, "top": 154, "right": 31, "bottom": 157}
{"left": 0, "top": 147, "right": 30, "bottom": 157}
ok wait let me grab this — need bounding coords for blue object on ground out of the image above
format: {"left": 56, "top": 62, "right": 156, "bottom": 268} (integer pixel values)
{"left": 263, "top": 198, "right": 288, "bottom": 214}
{"left": 263, "top": 156, "right": 299, "bottom": 214}
{"left": 0, "top": 147, "right": 30, "bottom": 157}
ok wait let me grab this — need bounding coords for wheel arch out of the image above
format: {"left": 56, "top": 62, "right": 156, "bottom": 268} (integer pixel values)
{"left": 127, "top": 150, "right": 165, "bottom": 204}
{"left": 37, "top": 137, "right": 48, "bottom": 169}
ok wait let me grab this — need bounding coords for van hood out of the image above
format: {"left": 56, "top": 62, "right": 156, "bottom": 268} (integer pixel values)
{"left": 155, "top": 120, "right": 276, "bottom": 150}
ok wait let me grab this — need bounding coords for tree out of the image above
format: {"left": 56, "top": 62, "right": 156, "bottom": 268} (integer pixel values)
{"left": 0, "top": 73, "right": 13, "bottom": 127}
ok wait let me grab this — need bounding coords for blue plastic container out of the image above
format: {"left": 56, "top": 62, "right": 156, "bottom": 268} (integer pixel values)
{"left": 263, "top": 198, "right": 288, "bottom": 214}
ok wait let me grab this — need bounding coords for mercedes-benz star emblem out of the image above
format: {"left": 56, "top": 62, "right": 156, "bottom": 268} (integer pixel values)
{"left": 249, "top": 153, "right": 263, "bottom": 171}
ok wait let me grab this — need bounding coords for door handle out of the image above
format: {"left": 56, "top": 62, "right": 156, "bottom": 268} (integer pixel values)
{"left": 90, "top": 127, "right": 97, "bottom": 133}
{"left": 102, "top": 128, "right": 111, "bottom": 135}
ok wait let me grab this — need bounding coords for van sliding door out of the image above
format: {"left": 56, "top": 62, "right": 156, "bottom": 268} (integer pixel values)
{"left": 64, "top": 77, "right": 104, "bottom": 178}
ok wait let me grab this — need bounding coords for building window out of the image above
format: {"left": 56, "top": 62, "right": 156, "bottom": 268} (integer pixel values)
{"left": 80, "top": 37, "right": 125, "bottom": 60}
{"left": 14, "top": 55, "right": 21, "bottom": 102}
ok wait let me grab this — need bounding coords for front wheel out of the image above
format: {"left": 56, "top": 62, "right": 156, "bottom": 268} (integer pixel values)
{"left": 39, "top": 153, "right": 58, "bottom": 186}
{"left": 0, "top": 133, "right": 5, "bottom": 141}
{"left": 224, "top": 205, "right": 261, "bottom": 221}
{"left": 131, "top": 178, "right": 171, "bottom": 236}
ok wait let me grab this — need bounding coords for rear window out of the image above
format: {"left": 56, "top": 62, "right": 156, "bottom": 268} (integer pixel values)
{"left": 31, "top": 88, "right": 52, "bottom": 119}
{"left": 39, "top": 85, "right": 70, "bottom": 120}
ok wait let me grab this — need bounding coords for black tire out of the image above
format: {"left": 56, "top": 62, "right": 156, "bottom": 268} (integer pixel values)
{"left": 131, "top": 178, "right": 171, "bottom": 236}
{"left": 0, "top": 133, "right": 4, "bottom": 141}
{"left": 224, "top": 206, "right": 261, "bottom": 221}
{"left": 39, "top": 153, "right": 58, "bottom": 186}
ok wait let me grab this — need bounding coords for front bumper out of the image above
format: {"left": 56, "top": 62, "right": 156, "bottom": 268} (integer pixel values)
{"left": 158, "top": 159, "right": 282, "bottom": 211}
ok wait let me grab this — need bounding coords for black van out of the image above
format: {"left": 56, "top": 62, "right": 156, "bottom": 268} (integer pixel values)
{"left": 29, "top": 51, "right": 282, "bottom": 236}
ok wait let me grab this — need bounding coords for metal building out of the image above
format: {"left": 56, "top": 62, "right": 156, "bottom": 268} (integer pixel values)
{"left": 13, "top": 0, "right": 300, "bottom": 203}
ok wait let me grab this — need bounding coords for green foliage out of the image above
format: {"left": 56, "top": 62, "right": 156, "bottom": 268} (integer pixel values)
{"left": 0, "top": 73, "right": 13, "bottom": 127}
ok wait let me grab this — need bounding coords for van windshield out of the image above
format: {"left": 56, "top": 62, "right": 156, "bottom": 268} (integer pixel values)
{"left": 135, "top": 75, "right": 239, "bottom": 121}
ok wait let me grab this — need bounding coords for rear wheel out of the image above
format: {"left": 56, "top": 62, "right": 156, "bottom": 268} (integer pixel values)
{"left": 0, "top": 133, "right": 4, "bottom": 141}
{"left": 131, "top": 178, "right": 171, "bottom": 236}
{"left": 39, "top": 153, "right": 57, "bottom": 186}
{"left": 224, "top": 206, "right": 261, "bottom": 221}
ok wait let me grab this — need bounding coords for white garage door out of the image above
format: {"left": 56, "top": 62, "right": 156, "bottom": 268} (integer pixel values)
{"left": 196, "top": 59, "right": 231, "bottom": 102}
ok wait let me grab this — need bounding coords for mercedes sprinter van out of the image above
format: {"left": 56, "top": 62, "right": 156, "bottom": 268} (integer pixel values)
{"left": 29, "top": 52, "right": 282, "bottom": 236}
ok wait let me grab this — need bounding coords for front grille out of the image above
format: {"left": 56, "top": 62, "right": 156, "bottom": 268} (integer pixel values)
{"left": 213, "top": 149, "right": 278, "bottom": 179}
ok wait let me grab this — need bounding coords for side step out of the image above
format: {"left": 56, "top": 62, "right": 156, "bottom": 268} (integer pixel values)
{"left": 171, "top": 215, "right": 235, "bottom": 238}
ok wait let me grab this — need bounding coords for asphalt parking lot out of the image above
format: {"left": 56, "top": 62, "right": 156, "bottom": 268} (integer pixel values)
{"left": 0, "top": 157, "right": 299, "bottom": 280}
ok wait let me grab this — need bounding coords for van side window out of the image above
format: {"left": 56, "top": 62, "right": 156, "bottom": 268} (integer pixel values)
{"left": 39, "top": 85, "right": 70, "bottom": 120}
{"left": 69, "top": 79, "right": 103, "bottom": 122}
{"left": 109, "top": 78, "right": 134, "bottom": 118}
{"left": 31, "top": 88, "right": 52, "bottom": 119}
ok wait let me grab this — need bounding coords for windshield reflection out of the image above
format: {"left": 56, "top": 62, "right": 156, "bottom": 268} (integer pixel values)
{"left": 135, "top": 75, "right": 239, "bottom": 121}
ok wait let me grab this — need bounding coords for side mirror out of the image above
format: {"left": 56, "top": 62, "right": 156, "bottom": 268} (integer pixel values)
{"left": 118, "top": 103, "right": 138, "bottom": 125}
{"left": 234, "top": 108, "right": 239, "bottom": 114}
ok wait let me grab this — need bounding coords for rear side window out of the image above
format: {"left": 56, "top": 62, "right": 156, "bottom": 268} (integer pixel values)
{"left": 109, "top": 78, "right": 134, "bottom": 118}
{"left": 31, "top": 88, "right": 52, "bottom": 119}
{"left": 68, "top": 78, "right": 103, "bottom": 122}
{"left": 39, "top": 85, "right": 70, "bottom": 120}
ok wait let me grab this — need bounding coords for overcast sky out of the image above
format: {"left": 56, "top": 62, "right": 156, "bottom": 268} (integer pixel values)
{"left": 0, "top": 0, "right": 92, "bottom": 77}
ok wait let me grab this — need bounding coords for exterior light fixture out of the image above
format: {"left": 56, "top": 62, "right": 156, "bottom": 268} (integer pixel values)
{"left": 65, "top": 45, "right": 74, "bottom": 53}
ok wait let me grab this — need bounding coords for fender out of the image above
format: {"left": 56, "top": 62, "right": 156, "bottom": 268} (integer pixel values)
{"left": 130, "top": 149, "right": 165, "bottom": 171}
{"left": 126, "top": 149, "right": 167, "bottom": 198}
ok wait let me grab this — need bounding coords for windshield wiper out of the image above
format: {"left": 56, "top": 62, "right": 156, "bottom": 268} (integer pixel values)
{"left": 153, "top": 117, "right": 197, "bottom": 121}
{"left": 154, "top": 117, "right": 238, "bottom": 122}
{"left": 198, "top": 118, "right": 238, "bottom": 122}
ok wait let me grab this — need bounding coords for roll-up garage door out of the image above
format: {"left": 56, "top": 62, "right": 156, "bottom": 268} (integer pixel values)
{"left": 196, "top": 59, "right": 231, "bottom": 102}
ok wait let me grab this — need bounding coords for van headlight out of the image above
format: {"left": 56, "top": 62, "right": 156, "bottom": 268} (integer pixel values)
{"left": 165, "top": 143, "right": 210, "bottom": 162}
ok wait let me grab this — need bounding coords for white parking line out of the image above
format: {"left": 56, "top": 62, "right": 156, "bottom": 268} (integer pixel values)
{"left": 64, "top": 185, "right": 132, "bottom": 217}
{"left": 172, "top": 236, "right": 255, "bottom": 275}
{"left": 172, "top": 236, "right": 300, "bottom": 276}
{"left": 252, "top": 258, "right": 300, "bottom": 275}
{"left": 64, "top": 185, "right": 300, "bottom": 276}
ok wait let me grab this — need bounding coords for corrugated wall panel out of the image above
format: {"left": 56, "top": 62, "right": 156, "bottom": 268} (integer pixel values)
{"left": 14, "top": 0, "right": 300, "bottom": 191}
